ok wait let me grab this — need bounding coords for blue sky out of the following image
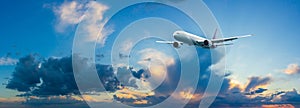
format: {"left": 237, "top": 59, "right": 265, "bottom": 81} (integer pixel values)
{"left": 0, "top": 0, "right": 300, "bottom": 107}
{"left": 205, "top": 0, "right": 300, "bottom": 92}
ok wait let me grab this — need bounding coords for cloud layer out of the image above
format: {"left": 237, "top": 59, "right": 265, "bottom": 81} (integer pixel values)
{"left": 5, "top": 53, "right": 300, "bottom": 107}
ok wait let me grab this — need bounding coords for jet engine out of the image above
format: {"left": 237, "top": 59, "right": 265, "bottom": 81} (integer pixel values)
{"left": 173, "top": 41, "right": 181, "bottom": 48}
{"left": 202, "top": 40, "right": 213, "bottom": 48}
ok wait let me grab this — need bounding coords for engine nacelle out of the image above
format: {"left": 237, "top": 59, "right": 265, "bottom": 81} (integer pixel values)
{"left": 202, "top": 40, "right": 214, "bottom": 48}
{"left": 173, "top": 41, "right": 181, "bottom": 48}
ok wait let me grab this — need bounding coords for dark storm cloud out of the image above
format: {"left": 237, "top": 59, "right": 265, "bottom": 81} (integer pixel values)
{"left": 280, "top": 89, "right": 300, "bottom": 102}
{"left": 129, "top": 67, "right": 145, "bottom": 79}
{"left": 253, "top": 88, "right": 268, "bottom": 93}
{"left": 31, "top": 56, "right": 79, "bottom": 96}
{"left": 271, "top": 91, "right": 285, "bottom": 97}
{"left": 244, "top": 88, "right": 268, "bottom": 95}
{"left": 245, "top": 76, "right": 271, "bottom": 92}
{"left": 6, "top": 55, "right": 40, "bottom": 92}
{"left": 6, "top": 54, "right": 120, "bottom": 97}
{"left": 96, "top": 64, "right": 120, "bottom": 92}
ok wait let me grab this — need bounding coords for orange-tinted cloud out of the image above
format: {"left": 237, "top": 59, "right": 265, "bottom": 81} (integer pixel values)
{"left": 262, "top": 104, "right": 295, "bottom": 108}
{"left": 133, "top": 100, "right": 148, "bottom": 104}
{"left": 283, "top": 63, "right": 300, "bottom": 75}
{"left": 0, "top": 97, "right": 25, "bottom": 103}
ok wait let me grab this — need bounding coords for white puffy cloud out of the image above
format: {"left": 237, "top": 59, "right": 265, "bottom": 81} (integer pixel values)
{"left": 138, "top": 48, "right": 175, "bottom": 67}
{"left": 54, "top": 1, "right": 84, "bottom": 25}
{"left": 208, "top": 57, "right": 226, "bottom": 76}
{"left": 54, "top": 1, "right": 111, "bottom": 44}
{"left": 135, "top": 48, "right": 175, "bottom": 91}
{"left": 54, "top": 1, "right": 84, "bottom": 32}
{"left": 120, "top": 39, "right": 134, "bottom": 53}
{"left": 283, "top": 63, "right": 300, "bottom": 75}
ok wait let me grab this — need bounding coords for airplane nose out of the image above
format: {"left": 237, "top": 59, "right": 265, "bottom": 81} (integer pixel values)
{"left": 173, "top": 32, "right": 176, "bottom": 37}
{"left": 173, "top": 31, "right": 180, "bottom": 40}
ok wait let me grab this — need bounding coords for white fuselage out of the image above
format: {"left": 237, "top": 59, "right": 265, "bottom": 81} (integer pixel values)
{"left": 173, "top": 31, "right": 206, "bottom": 46}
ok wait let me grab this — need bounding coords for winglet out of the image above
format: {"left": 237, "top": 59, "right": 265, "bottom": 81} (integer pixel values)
{"left": 213, "top": 28, "right": 218, "bottom": 39}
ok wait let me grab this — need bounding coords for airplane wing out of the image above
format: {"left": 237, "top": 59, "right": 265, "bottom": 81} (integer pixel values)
{"left": 156, "top": 41, "right": 183, "bottom": 45}
{"left": 155, "top": 41, "right": 174, "bottom": 44}
{"left": 211, "top": 34, "right": 253, "bottom": 43}
{"left": 156, "top": 41, "right": 184, "bottom": 48}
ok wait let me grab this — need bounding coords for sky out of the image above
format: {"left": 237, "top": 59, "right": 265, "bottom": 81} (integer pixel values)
{"left": 205, "top": 0, "right": 300, "bottom": 92}
{"left": 0, "top": 0, "right": 300, "bottom": 108}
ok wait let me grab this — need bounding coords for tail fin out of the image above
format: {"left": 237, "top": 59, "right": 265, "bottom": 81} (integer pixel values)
{"left": 213, "top": 28, "right": 218, "bottom": 39}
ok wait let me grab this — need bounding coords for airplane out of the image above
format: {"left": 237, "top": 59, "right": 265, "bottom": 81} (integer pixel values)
{"left": 156, "top": 29, "right": 253, "bottom": 49}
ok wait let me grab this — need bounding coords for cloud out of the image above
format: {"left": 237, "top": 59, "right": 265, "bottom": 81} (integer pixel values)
{"left": 111, "top": 48, "right": 180, "bottom": 105}
{"left": 4, "top": 53, "right": 298, "bottom": 107}
{"left": 172, "top": 88, "right": 202, "bottom": 103}
{"left": 0, "top": 97, "right": 24, "bottom": 103}
{"left": 278, "top": 88, "right": 300, "bottom": 103}
{"left": 53, "top": 1, "right": 85, "bottom": 33}
{"left": 198, "top": 75, "right": 273, "bottom": 107}
{"left": 262, "top": 104, "right": 296, "bottom": 108}
{"left": 54, "top": 1, "right": 85, "bottom": 26}
{"left": 4, "top": 54, "right": 300, "bottom": 107}
{"left": 244, "top": 88, "right": 268, "bottom": 95}
{"left": 113, "top": 87, "right": 157, "bottom": 106}
{"left": 138, "top": 48, "right": 175, "bottom": 67}
{"left": 54, "top": 1, "right": 111, "bottom": 44}
{"left": 96, "top": 64, "right": 120, "bottom": 92}
{"left": 130, "top": 68, "right": 146, "bottom": 79}
{"left": 207, "top": 56, "right": 226, "bottom": 76}
{"left": 244, "top": 76, "right": 271, "bottom": 92}
{"left": 6, "top": 54, "right": 121, "bottom": 97}
{"left": 115, "top": 67, "right": 137, "bottom": 87}
{"left": 81, "top": 1, "right": 112, "bottom": 44}
{"left": 135, "top": 48, "right": 176, "bottom": 90}
{"left": 6, "top": 55, "right": 40, "bottom": 92}
{"left": 120, "top": 39, "right": 134, "bottom": 53}
{"left": 283, "top": 63, "right": 300, "bottom": 75}
{"left": 0, "top": 57, "right": 18, "bottom": 65}
{"left": 6, "top": 54, "right": 172, "bottom": 105}
{"left": 268, "top": 89, "right": 300, "bottom": 107}
{"left": 24, "top": 96, "right": 82, "bottom": 104}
